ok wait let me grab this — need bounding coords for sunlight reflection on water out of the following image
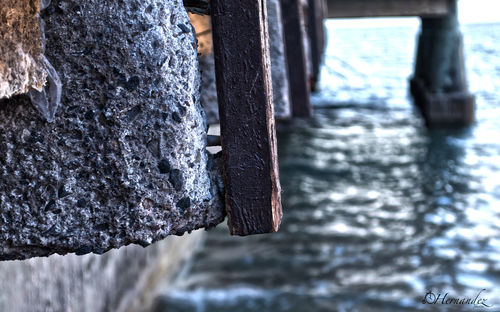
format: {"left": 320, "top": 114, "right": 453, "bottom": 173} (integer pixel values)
{"left": 155, "top": 21, "right": 500, "bottom": 312}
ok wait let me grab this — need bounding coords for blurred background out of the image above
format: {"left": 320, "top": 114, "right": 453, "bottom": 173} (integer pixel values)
{"left": 154, "top": 1, "right": 500, "bottom": 311}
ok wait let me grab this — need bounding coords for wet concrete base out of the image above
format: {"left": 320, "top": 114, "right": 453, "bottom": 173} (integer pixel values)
{"left": 410, "top": 78, "right": 475, "bottom": 127}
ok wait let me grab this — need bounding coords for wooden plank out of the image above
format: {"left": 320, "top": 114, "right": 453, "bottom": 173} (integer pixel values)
{"left": 326, "top": 0, "right": 451, "bottom": 18}
{"left": 210, "top": 0, "right": 282, "bottom": 235}
{"left": 281, "top": 0, "right": 312, "bottom": 117}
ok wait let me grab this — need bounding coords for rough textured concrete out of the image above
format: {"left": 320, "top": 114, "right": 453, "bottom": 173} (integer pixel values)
{"left": 189, "top": 4, "right": 292, "bottom": 124}
{"left": 0, "top": 231, "right": 205, "bottom": 312}
{"left": 0, "top": 0, "right": 47, "bottom": 99}
{"left": 0, "top": 0, "right": 225, "bottom": 260}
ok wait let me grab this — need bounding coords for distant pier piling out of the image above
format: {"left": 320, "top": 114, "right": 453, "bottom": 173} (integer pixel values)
{"left": 281, "top": 0, "right": 313, "bottom": 117}
{"left": 326, "top": 0, "right": 475, "bottom": 128}
{"left": 410, "top": 0, "right": 475, "bottom": 127}
{"left": 307, "top": 0, "right": 327, "bottom": 91}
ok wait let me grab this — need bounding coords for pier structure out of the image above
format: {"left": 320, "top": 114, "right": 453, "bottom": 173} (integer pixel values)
{"left": 410, "top": 2, "right": 475, "bottom": 127}
{"left": 0, "top": 1, "right": 480, "bottom": 309}
{"left": 193, "top": 0, "right": 476, "bottom": 127}
{"left": 185, "top": 0, "right": 477, "bottom": 236}
{"left": 0, "top": 0, "right": 476, "bottom": 258}
{"left": 326, "top": 0, "right": 475, "bottom": 127}
{"left": 189, "top": 0, "right": 475, "bottom": 235}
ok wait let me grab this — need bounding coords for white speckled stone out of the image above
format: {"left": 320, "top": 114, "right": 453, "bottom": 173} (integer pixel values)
{"left": 0, "top": 0, "right": 224, "bottom": 260}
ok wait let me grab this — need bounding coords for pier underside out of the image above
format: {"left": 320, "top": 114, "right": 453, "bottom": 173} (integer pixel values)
{"left": 326, "top": 0, "right": 451, "bottom": 18}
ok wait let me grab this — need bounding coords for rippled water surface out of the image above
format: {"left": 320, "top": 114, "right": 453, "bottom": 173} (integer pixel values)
{"left": 156, "top": 21, "right": 500, "bottom": 311}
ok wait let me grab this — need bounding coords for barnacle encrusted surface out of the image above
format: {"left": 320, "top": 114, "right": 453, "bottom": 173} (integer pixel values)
{"left": 0, "top": 0, "right": 47, "bottom": 99}
{"left": 0, "top": 0, "right": 225, "bottom": 260}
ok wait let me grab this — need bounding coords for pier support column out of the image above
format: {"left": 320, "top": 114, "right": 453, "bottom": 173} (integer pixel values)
{"left": 307, "top": 0, "right": 326, "bottom": 91}
{"left": 411, "top": 0, "right": 475, "bottom": 127}
{"left": 281, "top": 0, "right": 313, "bottom": 117}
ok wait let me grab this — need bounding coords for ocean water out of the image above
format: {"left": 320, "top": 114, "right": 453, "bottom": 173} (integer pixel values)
{"left": 154, "top": 21, "right": 500, "bottom": 312}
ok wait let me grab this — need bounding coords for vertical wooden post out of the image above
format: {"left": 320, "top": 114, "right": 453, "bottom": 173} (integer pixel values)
{"left": 210, "top": 0, "right": 282, "bottom": 235}
{"left": 281, "top": 0, "right": 312, "bottom": 117}
{"left": 307, "top": 0, "right": 326, "bottom": 91}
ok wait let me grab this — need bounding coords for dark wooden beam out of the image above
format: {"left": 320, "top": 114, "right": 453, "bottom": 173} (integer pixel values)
{"left": 210, "top": 0, "right": 282, "bottom": 235}
{"left": 281, "top": 0, "right": 312, "bottom": 117}
{"left": 327, "top": 0, "right": 451, "bottom": 18}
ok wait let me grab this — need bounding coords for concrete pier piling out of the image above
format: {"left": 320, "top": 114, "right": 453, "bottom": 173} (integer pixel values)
{"left": 0, "top": 0, "right": 225, "bottom": 260}
{"left": 267, "top": 0, "right": 293, "bottom": 119}
{"left": 326, "top": 0, "right": 475, "bottom": 127}
{"left": 326, "top": 0, "right": 450, "bottom": 18}
{"left": 410, "top": 0, "right": 475, "bottom": 127}
{"left": 307, "top": 0, "right": 327, "bottom": 91}
{"left": 282, "top": 0, "right": 313, "bottom": 117}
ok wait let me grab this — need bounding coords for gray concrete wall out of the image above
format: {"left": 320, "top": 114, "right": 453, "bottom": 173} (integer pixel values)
{"left": 0, "top": 231, "right": 204, "bottom": 312}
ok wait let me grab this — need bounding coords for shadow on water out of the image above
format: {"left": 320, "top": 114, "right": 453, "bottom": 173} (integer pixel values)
{"left": 153, "top": 22, "right": 500, "bottom": 312}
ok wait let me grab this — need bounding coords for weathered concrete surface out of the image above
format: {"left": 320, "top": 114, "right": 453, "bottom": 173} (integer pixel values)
{"left": 0, "top": 0, "right": 225, "bottom": 260}
{"left": 189, "top": 4, "right": 292, "bottom": 123}
{"left": 411, "top": 4, "right": 475, "bottom": 127}
{"left": 0, "top": 0, "right": 47, "bottom": 99}
{"left": 0, "top": 231, "right": 205, "bottom": 312}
